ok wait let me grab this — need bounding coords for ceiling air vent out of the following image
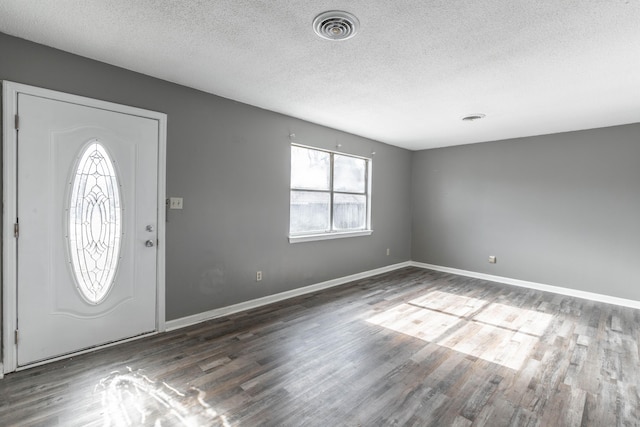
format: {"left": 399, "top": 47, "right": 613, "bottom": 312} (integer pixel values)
{"left": 313, "top": 11, "right": 360, "bottom": 41}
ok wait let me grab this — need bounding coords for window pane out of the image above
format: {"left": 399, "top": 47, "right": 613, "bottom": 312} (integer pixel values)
{"left": 291, "top": 146, "right": 330, "bottom": 190}
{"left": 290, "top": 191, "right": 331, "bottom": 234}
{"left": 68, "top": 141, "right": 122, "bottom": 304}
{"left": 333, "top": 194, "right": 366, "bottom": 231}
{"left": 334, "top": 154, "right": 365, "bottom": 193}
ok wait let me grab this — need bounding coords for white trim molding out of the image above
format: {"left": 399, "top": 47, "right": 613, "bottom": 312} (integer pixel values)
{"left": 169, "top": 259, "right": 640, "bottom": 332}
{"left": 410, "top": 262, "right": 640, "bottom": 310}
{"left": 166, "top": 261, "right": 412, "bottom": 331}
{"left": 289, "top": 229, "right": 373, "bottom": 243}
{"left": 2, "top": 81, "right": 20, "bottom": 374}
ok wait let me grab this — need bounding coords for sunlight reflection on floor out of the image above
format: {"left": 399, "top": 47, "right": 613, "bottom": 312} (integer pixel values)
{"left": 96, "top": 367, "right": 230, "bottom": 427}
{"left": 367, "top": 290, "right": 553, "bottom": 370}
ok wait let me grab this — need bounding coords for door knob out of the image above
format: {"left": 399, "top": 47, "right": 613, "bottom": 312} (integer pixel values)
{"left": 145, "top": 240, "right": 155, "bottom": 247}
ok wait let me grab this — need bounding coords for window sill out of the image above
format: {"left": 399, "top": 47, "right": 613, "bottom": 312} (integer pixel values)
{"left": 288, "top": 230, "right": 373, "bottom": 244}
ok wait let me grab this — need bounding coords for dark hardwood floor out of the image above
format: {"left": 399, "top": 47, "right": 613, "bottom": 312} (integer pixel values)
{"left": 1, "top": 267, "right": 639, "bottom": 426}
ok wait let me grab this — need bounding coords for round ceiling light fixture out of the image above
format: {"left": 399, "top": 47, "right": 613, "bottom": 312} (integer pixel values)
{"left": 313, "top": 11, "right": 360, "bottom": 41}
{"left": 462, "top": 113, "right": 486, "bottom": 122}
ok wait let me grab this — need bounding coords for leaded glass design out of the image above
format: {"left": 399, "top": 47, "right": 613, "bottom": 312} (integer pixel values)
{"left": 68, "top": 141, "right": 122, "bottom": 304}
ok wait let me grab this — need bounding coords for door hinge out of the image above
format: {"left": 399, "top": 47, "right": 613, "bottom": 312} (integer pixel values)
{"left": 14, "top": 222, "right": 19, "bottom": 238}
{"left": 14, "top": 114, "right": 19, "bottom": 130}
{"left": 15, "top": 330, "right": 18, "bottom": 344}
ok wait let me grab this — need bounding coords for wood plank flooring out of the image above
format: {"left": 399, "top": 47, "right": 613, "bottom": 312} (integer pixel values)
{"left": 1, "top": 267, "right": 639, "bottom": 426}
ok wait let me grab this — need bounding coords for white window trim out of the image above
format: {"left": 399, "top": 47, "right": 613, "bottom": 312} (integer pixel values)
{"left": 289, "top": 229, "right": 373, "bottom": 243}
{"left": 288, "top": 143, "right": 373, "bottom": 243}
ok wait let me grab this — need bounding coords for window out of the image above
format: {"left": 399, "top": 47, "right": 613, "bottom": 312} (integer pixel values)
{"left": 68, "top": 141, "right": 122, "bottom": 304}
{"left": 289, "top": 144, "right": 372, "bottom": 242}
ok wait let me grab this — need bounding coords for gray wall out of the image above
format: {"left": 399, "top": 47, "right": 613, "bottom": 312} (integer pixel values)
{"left": 3, "top": 28, "right": 639, "bottom": 330}
{"left": 412, "top": 124, "right": 640, "bottom": 300}
{"left": 0, "top": 32, "right": 413, "bottom": 320}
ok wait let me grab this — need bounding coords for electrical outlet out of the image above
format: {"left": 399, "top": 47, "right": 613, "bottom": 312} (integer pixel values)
{"left": 168, "top": 197, "right": 183, "bottom": 209}
{"left": 386, "top": 248, "right": 390, "bottom": 256}
{"left": 256, "top": 271, "right": 262, "bottom": 281}
{"left": 488, "top": 255, "right": 497, "bottom": 264}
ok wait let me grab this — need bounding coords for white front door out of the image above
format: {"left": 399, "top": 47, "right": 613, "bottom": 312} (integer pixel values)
{"left": 12, "top": 89, "right": 162, "bottom": 367}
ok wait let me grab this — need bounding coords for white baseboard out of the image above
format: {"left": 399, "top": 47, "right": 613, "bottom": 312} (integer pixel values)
{"left": 166, "top": 261, "right": 412, "bottom": 331}
{"left": 411, "top": 261, "right": 640, "bottom": 310}
{"left": 167, "top": 259, "right": 640, "bottom": 332}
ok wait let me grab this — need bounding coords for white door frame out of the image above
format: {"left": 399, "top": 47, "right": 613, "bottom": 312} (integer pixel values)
{"left": 2, "top": 81, "right": 167, "bottom": 375}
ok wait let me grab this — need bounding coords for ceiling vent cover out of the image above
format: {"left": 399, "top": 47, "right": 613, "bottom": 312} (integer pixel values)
{"left": 313, "top": 11, "right": 360, "bottom": 41}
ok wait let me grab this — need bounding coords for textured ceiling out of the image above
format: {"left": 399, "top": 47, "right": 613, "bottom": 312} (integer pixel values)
{"left": 1, "top": 1, "right": 639, "bottom": 150}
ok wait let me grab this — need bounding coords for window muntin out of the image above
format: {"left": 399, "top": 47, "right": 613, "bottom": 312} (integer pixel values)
{"left": 290, "top": 144, "right": 371, "bottom": 238}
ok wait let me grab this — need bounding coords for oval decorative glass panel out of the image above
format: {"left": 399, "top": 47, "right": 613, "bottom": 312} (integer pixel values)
{"left": 68, "top": 141, "right": 122, "bottom": 304}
